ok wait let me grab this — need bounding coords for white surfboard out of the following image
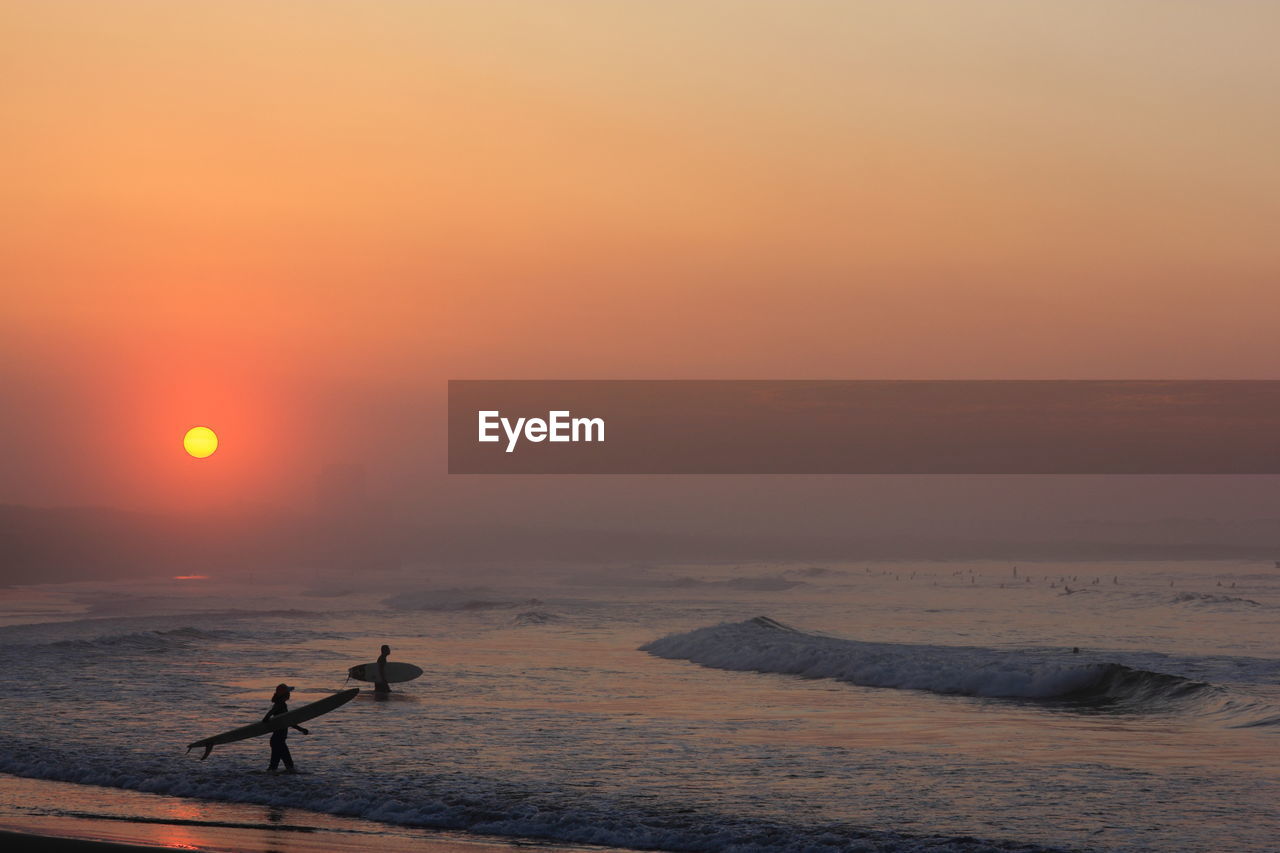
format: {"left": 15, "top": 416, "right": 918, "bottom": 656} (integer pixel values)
{"left": 347, "top": 661, "right": 423, "bottom": 684}
{"left": 187, "top": 688, "right": 360, "bottom": 760}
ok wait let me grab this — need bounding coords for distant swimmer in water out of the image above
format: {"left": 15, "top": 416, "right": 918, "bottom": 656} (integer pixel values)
{"left": 264, "top": 683, "right": 308, "bottom": 772}
{"left": 375, "top": 644, "right": 392, "bottom": 694}
{"left": 1072, "top": 647, "right": 1080, "bottom": 654}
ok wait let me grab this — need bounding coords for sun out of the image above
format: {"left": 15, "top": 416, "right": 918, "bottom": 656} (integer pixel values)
{"left": 183, "top": 426, "right": 219, "bottom": 458}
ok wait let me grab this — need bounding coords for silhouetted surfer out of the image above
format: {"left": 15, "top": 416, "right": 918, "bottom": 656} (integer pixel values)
{"left": 264, "top": 683, "right": 308, "bottom": 772}
{"left": 375, "top": 644, "right": 392, "bottom": 694}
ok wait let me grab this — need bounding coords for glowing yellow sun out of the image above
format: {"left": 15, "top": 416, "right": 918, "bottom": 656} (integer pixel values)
{"left": 183, "top": 426, "right": 218, "bottom": 458}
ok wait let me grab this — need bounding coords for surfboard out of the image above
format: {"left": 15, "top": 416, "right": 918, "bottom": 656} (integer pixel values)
{"left": 347, "top": 661, "right": 424, "bottom": 684}
{"left": 187, "top": 688, "right": 360, "bottom": 760}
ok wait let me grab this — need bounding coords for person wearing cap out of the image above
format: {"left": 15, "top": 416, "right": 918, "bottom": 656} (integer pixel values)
{"left": 263, "top": 683, "right": 309, "bottom": 772}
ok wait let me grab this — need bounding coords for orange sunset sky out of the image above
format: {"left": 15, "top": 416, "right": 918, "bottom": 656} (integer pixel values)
{"left": 3, "top": 2, "right": 1279, "bottom": 516}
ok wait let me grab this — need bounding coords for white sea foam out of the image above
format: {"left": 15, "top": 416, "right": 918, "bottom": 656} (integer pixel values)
{"left": 0, "top": 740, "right": 1064, "bottom": 853}
{"left": 642, "top": 617, "right": 1278, "bottom": 724}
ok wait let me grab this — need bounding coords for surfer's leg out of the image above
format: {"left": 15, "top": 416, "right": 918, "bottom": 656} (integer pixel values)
{"left": 374, "top": 681, "right": 390, "bottom": 693}
{"left": 269, "top": 731, "right": 286, "bottom": 770}
{"left": 280, "top": 740, "right": 294, "bottom": 770}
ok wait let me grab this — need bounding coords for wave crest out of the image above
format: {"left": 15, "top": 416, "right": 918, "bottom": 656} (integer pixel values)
{"left": 1169, "top": 591, "right": 1262, "bottom": 607}
{"left": 642, "top": 617, "right": 1277, "bottom": 725}
{"left": 35, "top": 627, "right": 233, "bottom": 653}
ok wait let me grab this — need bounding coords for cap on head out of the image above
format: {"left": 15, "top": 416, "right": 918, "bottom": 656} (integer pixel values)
{"left": 381, "top": 645, "right": 390, "bottom": 655}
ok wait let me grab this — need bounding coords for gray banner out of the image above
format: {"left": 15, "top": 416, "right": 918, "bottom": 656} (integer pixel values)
{"left": 448, "top": 380, "right": 1280, "bottom": 474}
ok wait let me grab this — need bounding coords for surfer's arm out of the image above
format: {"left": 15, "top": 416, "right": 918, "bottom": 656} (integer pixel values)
{"left": 292, "top": 724, "right": 309, "bottom": 734}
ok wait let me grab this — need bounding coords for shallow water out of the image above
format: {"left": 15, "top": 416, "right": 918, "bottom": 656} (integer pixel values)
{"left": 0, "top": 560, "right": 1276, "bottom": 851}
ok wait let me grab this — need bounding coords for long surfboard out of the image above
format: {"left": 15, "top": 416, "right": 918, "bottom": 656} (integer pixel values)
{"left": 187, "top": 688, "right": 360, "bottom": 760}
{"left": 347, "top": 661, "right": 423, "bottom": 684}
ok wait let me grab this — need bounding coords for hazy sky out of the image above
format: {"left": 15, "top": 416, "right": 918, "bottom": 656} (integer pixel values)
{"left": 3, "top": 2, "right": 1279, "bottom": 518}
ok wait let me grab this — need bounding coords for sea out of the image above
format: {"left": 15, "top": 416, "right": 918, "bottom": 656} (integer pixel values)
{"left": 0, "top": 559, "right": 1276, "bottom": 852}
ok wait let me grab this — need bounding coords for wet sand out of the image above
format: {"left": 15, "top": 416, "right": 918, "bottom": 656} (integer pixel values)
{"left": 0, "top": 774, "right": 613, "bottom": 853}
{"left": 0, "top": 829, "right": 171, "bottom": 852}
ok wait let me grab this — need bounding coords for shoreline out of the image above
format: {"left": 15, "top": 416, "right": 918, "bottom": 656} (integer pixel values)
{"left": 0, "top": 829, "right": 172, "bottom": 852}
{"left": 0, "top": 774, "right": 616, "bottom": 853}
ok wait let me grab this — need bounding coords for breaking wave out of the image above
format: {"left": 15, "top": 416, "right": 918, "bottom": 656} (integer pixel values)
{"left": 513, "top": 610, "right": 560, "bottom": 625}
{"left": 642, "top": 617, "right": 1279, "bottom": 725}
{"left": 382, "top": 588, "right": 543, "bottom": 612}
{"left": 19, "top": 627, "right": 235, "bottom": 654}
{"left": 0, "top": 739, "right": 1067, "bottom": 853}
{"left": 1169, "top": 591, "right": 1262, "bottom": 607}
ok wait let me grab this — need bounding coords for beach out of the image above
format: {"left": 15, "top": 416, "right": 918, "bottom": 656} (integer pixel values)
{"left": 0, "top": 775, "right": 605, "bottom": 852}
{"left": 0, "top": 560, "right": 1276, "bottom": 852}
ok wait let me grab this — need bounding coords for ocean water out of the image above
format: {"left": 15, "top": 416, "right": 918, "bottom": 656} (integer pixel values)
{"left": 0, "top": 560, "right": 1276, "bottom": 852}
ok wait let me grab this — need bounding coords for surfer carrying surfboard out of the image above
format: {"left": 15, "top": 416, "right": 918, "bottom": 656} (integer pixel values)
{"left": 345, "top": 655, "right": 421, "bottom": 689}
{"left": 264, "top": 683, "right": 309, "bottom": 771}
{"left": 375, "top": 645, "right": 392, "bottom": 693}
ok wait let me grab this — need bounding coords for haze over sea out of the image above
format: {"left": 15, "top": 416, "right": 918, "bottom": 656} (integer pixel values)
{"left": 1, "top": 559, "right": 1276, "bottom": 852}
